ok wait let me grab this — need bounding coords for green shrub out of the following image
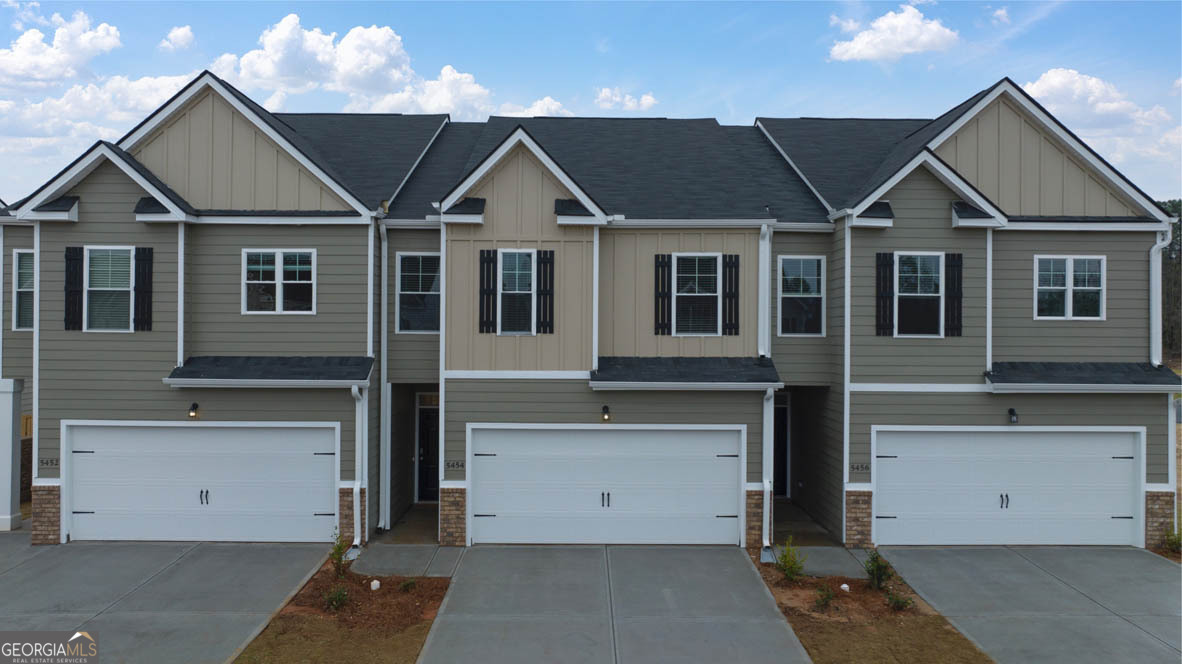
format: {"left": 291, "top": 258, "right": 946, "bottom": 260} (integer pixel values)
{"left": 324, "top": 585, "right": 348, "bottom": 611}
{"left": 399, "top": 579, "right": 417, "bottom": 593}
{"left": 886, "top": 590, "right": 914, "bottom": 611}
{"left": 329, "top": 529, "right": 351, "bottom": 578}
{"left": 775, "top": 536, "right": 807, "bottom": 581}
{"left": 1164, "top": 528, "right": 1182, "bottom": 554}
{"left": 864, "top": 550, "right": 892, "bottom": 590}
{"left": 814, "top": 585, "right": 835, "bottom": 610}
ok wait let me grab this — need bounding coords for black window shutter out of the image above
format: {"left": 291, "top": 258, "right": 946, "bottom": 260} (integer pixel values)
{"left": 945, "top": 253, "right": 963, "bottom": 337}
{"left": 478, "top": 249, "right": 496, "bottom": 333}
{"left": 536, "top": 250, "right": 555, "bottom": 334}
{"left": 654, "top": 254, "right": 671, "bottom": 335}
{"left": 875, "top": 252, "right": 894, "bottom": 336}
{"left": 722, "top": 254, "right": 740, "bottom": 335}
{"left": 133, "top": 247, "right": 153, "bottom": 331}
{"left": 64, "top": 246, "right": 83, "bottom": 330}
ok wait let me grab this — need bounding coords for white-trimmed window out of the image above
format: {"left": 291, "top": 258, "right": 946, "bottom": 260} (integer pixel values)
{"left": 242, "top": 249, "right": 316, "bottom": 314}
{"left": 12, "top": 249, "right": 34, "bottom": 331}
{"left": 673, "top": 253, "right": 721, "bottom": 336}
{"left": 778, "top": 255, "right": 824, "bottom": 336}
{"left": 84, "top": 246, "right": 134, "bottom": 332}
{"left": 895, "top": 252, "right": 943, "bottom": 337}
{"left": 1034, "top": 255, "right": 1105, "bottom": 320}
{"left": 396, "top": 252, "right": 441, "bottom": 333}
{"left": 498, "top": 249, "right": 535, "bottom": 334}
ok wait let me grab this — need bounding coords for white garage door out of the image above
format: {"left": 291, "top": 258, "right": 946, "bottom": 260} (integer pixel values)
{"left": 469, "top": 425, "right": 744, "bottom": 545}
{"left": 874, "top": 429, "right": 1141, "bottom": 546}
{"left": 67, "top": 422, "right": 338, "bottom": 542}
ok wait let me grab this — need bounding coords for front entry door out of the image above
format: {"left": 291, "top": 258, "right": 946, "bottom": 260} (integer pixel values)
{"left": 417, "top": 397, "right": 440, "bottom": 501}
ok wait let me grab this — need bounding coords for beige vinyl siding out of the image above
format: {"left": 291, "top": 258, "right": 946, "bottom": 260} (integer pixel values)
{"left": 445, "top": 147, "right": 593, "bottom": 371}
{"left": 851, "top": 167, "right": 987, "bottom": 383}
{"left": 388, "top": 229, "right": 440, "bottom": 383}
{"left": 934, "top": 97, "right": 1136, "bottom": 217}
{"left": 443, "top": 379, "right": 764, "bottom": 483}
{"left": 599, "top": 229, "right": 759, "bottom": 357}
{"left": 2, "top": 225, "right": 33, "bottom": 416}
{"left": 36, "top": 161, "right": 358, "bottom": 480}
{"left": 132, "top": 90, "right": 351, "bottom": 212}
{"left": 993, "top": 230, "right": 1151, "bottom": 361}
{"left": 185, "top": 224, "right": 369, "bottom": 356}
{"left": 770, "top": 231, "right": 832, "bottom": 384}
{"left": 849, "top": 392, "right": 1170, "bottom": 484}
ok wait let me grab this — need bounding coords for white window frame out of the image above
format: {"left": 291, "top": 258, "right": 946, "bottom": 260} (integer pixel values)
{"left": 496, "top": 248, "right": 536, "bottom": 336}
{"left": 395, "top": 251, "right": 441, "bottom": 334}
{"left": 12, "top": 249, "right": 34, "bottom": 332}
{"left": 672, "top": 252, "right": 723, "bottom": 337}
{"left": 1032, "top": 255, "right": 1106, "bottom": 321}
{"left": 83, "top": 245, "right": 135, "bottom": 333}
{"left": 777, "top": 254, "right": 826, "bottom": 337}
{"left": 240, "top": 248, "right": 318, "bottom": 315}
{"left": 894, "top": 251, "right": 944, "bottom": 339}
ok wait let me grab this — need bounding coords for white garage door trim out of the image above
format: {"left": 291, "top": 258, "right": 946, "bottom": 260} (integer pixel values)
{"left": 869, "top": 425, "right": 1147, "bottom": 547}
{"left": 465, "top": 423, "right": 747, "bottom": 546}
{"left": 59, "top": 419, "right": 340, "bottom": 544}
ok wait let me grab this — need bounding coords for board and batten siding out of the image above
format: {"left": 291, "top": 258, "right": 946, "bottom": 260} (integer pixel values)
{"left": 443, "top": 379, "right": 764, "bottom": 483}
{"left": 849, "top": 392, "right": 1170, "bottom": 484}
{"left": 770, "top": 231, "right": 831, "bottom": 384}
{"left": 185, "top": 224, "right": 369, "bottom": 356}
{"left": 36, "top": 161, "right": 359, "bottom": 481}
{"left": 599, "top": 229, "right": 758, "bottom": 357}
{"left": 132, "top": 90, "right": 351, "bottom": 212}
{"left": 445, "top": 146, "right": 593, "bottom": 371}
{"left": 851, "top": 167, "right": 987, "bottom": 383}
{"left": 388, "top": 229, "right": 440, "bottom": 383}
{"left": 933, "top": 97, "right": 1137, "bottom": 217}
{"left": 992, "top": 230, "right": 1152, "bottom": 362}
{"left": 2, "top": 224, "right": 33, "bottom": 415}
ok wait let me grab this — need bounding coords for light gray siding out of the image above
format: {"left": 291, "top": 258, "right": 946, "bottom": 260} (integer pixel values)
{"left": 36, "top": 161, "right": 359, "bottom": 480}
{"left": 851, "top": 167, "right": 988, "bottom": 383}
{"left": 388, "top": 229, "right": 440, "bottom": 383}
{"left": 443, "top": 379, "right": 764, "bottom": 483}
{"left": 850, "top": 392, "right": 1170, "bottom": 484}
{"left": 993, "top": 230, "right": 1152, "bottom": 362}
{"left": 770, "top": 231, "right": 832, "bottom": 385}
{"left": 185, "top": 224, "right": 369, "bottom": 356}
{"left": 2, "top": 224, "right": 33, "bottom": 416}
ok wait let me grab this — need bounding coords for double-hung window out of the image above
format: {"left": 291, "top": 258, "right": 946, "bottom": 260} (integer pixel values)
{"left": 397, "top": 252, "right": 441, "bottom": 332}
{"left": 1035, "top": 256, "right": 1104, "bottom": 319}
{"left": 84, "top": 247, "right": 134, "bottom": 332}
{"left": 12, "top": 250, "right": 33, "bottom": 331}
{"left": 243, "top": 249, "right": 316, "bottom": 314}
{"left": 895, "top": 252, "right": 943, "bottom": 337}
{"left": 779, "top": 256, "right": 824, "bottom": 336}
{"left": 498, "top": 249, "right": 534, "bottom": 334}
{"left": 673, "top": 253, "right": 721, "bottom": 336}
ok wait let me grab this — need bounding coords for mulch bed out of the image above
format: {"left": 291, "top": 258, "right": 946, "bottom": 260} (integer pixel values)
{"left": 1150, "top": 547, "right": 1181, "bottom": 563}
{"left": 283, "top": 561, "right": 450, "bottom": 633}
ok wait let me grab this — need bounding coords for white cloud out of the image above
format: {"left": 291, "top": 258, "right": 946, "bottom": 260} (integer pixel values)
{"left": 828, "top": 15, "right": 861, "bottom": 33}
{"left": 1172, "top": 78, "right": 1181, "bottom": 95}
{"left": 158, "top": 25, "right": 193, "bottom": 52}
{"left": 594, "top": 86, "right": 658, "bottom": 111}
{"left": 499, "top": 96, "right": 572, "bottom": 118}
{"left": 0, "top": 10, "right": 121, "bottom": 88}
{"left": 2, "top": 0, "right": 48, "bottom": 30}
{"left": 829, "top": 5, "right": 958, "bottom": 62}
{"left": 991, "top": 7, "right": 1010, "bottom": 25}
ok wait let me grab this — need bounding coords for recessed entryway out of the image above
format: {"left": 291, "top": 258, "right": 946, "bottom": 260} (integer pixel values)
{"left": 416, "top": 392, "right": 440, "bottom": 502}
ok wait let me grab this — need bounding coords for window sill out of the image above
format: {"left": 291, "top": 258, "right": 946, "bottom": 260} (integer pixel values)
{"left": 497, "top": 331, "right": 536, "bottom": 337}
{"left": 672, "top": 333, "right": 723, "bottom": 338}
{"left": 241, "top": 311, "right": 317, "bottom": 316}
{"left": 893, "top": 333, "right": 944, "bottom": 339}
{"left": 82, "top": 329, "right": 134, "bottom": 334}
{"left": 1033, "top": 316, "right": 1106, "bottom": 322}
{"left": 395, "top": 329, "right": 440, "bottom": 335}
{"left": 777, "top": 332, "right": 825, "bottom": 338}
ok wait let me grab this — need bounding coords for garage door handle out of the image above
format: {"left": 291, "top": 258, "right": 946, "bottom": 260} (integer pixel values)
{"left": 1004, "top": 493, "right": 1009, "bottom": 509}
{"left": 607, "top": 492, "right": 610, "bottom": 508}
{"left": 601, "top": 492, "right": 605, "bottom": 507}
{"left": 1000, "top": 493, "right": 1003, "bottom": 509}
{"left": 199, "top": 490, "right": 204, "bottom": 505}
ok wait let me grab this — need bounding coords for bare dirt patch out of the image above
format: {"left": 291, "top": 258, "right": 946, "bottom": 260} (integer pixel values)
{"left": 236, "top": 561, "right": 449, "bottom": 664}
{"left": 1150, "top": 547, "right": 1181, "bottom": 564}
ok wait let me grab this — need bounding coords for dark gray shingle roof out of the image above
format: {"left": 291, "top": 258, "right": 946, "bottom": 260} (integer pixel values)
{"left": 34, "top": 195, "right": 78, "bottom": 212}
{"left": 134, "top": 197, "right": 168, "bottom": 214}
{"left": 987, "top": 362, "right": 1180, "bottom": 386}
{"left": 555, "top": 199, "right": 592, "bottom": 216}
{"left": 591, "top": 356, "right": 782, "bottom": 384}
{"left": 953, "top": 201, "right": 991, "bottom": 219}
{"left": 861, "top": 201, "right": 893, "bottom": 218}
{"left": 102, "top": 142, "right": 198, "bottom": 215}
{"left": 444, "top": 197, "right": 485, "bottom": 215}
{"left": 169, "top": 356, "right": 374, "bottom": 382}
{"left": 387, "top": 122, "right": 485, "bottom": 219}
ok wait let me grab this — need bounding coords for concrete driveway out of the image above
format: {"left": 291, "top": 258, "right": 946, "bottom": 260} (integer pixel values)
{"left": 883, "top": 546, "right": 1181, "bottom": 664}
{"left": 0, "top": 531, "right": 326, "bottom": 664}
{"left": 417, "top": 545, "right": 811, "bottom": 664}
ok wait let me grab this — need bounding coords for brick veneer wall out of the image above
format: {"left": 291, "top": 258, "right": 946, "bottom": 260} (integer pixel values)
{"left": 745, "top": 490, "right": 763, "bottom": 549}
{"left": 440, "top": 488, "right": 466, "bottom": 546}
{"left": 31, "top": 484, "right": 59, "bottom": 545}
{"left": 1145, "top": 491, "right": 1176, "bottom": 548}
{"left": 845, "top": 490, "right": 872, "bottom": 548}
{"left": 337, "top": 487, "right": 367, "bottom": 545}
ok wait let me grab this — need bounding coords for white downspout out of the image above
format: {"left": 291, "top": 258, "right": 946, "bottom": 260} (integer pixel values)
{"left": 351, "top": 384, "right": 363, "bottom": 547}
{"left": 758, "top": 224, "right": 771, "bottom": 358}
{"left": 762, "top": 387, "right": 774, "bottom": 551}
{"left": 1149, "top": 225, "right": 1172, "bottom": 366}
{"left": 379, "top": 223, "right": 389, "bottom": 529}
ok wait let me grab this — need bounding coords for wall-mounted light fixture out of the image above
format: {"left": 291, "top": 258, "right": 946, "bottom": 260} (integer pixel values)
{"left": 601, "top": 405, "right": 611, "bottom": 422}
{"left": 189, "top": 403, "right": 200, "bottom": 419}
{"left": 1007, "top": 408, "right": 1018, "bottom": 424}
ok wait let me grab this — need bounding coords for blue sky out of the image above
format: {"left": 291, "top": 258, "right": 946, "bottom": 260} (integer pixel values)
{"left": 1, "top": 1, "right": 1179, "bottom": 202}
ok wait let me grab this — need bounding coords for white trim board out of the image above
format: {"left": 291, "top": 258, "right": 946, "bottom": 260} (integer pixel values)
{"left": 589, "top": 381, "right": 784, "bottom": 391}
{"left": 776, "top": 254, "right": 826, "bottom": 338}
{"left": 394, "top": 251, "right": 442, "bottom": 334}
{"left": 986, "top": 382, "right": 1180, "bottom": 394}
{"left": 162, "top": 378, "right": 369, "bottom": 389}
{"left": 444, "top": 370, "right": 590, "bottom": 380}
{"left": 850, "top": 383, "right": 990, "bottom": 392}
{"left": 999, "top": 221, "right": 1168, "bottom": 232}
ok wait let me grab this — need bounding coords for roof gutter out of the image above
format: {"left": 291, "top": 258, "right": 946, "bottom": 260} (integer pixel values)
{"left": 589, "top": 381, "right": 784, "bottom": 391}
{"left": 162, "top": 378, "right": 370, "bottom": 389}
{"left": 987, "top": 381, "right": 1179, "bottom": 394}
{"left": 1149, "top": 222, "right": 1174, "bottom": 367}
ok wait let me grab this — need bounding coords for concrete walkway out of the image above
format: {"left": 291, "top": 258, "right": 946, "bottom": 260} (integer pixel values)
{"left": 0, "top": 531, "right": 326, "bottom": 664}
{"left": 418, "top": 545, "right": 812, "bottom": 664}
{"left": 350, "top": 542, "right": 464, "bottom": 577}
{"left": 883, "top": 546, "right": 1182, "bottom": 664}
